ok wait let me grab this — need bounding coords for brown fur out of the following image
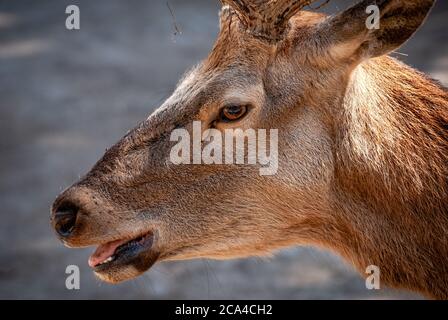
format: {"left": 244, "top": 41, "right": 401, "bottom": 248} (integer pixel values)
{"left": 332, "top": 57, "right": 448, "bottom": 299}
{"left": 52, "top": 0, "right": 447, "bottom": 298}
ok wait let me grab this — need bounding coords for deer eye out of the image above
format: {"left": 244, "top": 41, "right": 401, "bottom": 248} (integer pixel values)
{"left": 219, "top": 105, "right": 248, "bottom": 122}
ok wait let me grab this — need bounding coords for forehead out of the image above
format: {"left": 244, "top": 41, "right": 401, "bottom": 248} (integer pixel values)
{"left": 142, "top": 66, "right": 262, "bottom": 141}
{"left": 160, "top": 63, "right": 261, "bottom": 116}
{"left": 150, "top": 10, "right": 327, "bottom": 121}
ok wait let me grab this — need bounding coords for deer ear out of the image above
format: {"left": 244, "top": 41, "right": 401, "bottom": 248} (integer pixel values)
{"left": 323, "top": 0, "right": 435, "bottom": 62}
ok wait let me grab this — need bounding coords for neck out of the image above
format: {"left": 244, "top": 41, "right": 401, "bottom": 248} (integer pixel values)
{"left": 332, "top": 56, "right": 448, "bottom": 299}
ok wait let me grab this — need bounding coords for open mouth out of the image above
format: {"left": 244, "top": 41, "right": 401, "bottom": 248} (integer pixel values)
{"left": 88, "top": 232, "right": 156, "bottom": 273}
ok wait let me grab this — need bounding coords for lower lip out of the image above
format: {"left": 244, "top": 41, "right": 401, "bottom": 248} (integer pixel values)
{"left": 94, "top": 233, "right": 155, "bottom": 272}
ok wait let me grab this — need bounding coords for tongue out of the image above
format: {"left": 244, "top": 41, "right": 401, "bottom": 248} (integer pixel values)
{"left": 88, "top": 239, "right": 129, "bottom": 267}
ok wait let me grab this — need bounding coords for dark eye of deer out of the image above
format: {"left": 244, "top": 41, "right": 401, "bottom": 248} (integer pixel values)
{"left": 220, "top": 105, "right": 247, "bottom": 122}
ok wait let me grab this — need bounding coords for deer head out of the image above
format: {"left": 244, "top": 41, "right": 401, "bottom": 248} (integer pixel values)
{"left": 52, "top": 0, "right": 446, "bottom": 298}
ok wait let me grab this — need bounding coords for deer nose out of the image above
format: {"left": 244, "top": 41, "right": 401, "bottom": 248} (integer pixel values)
{"left": 52, "top": 201, "right": 79, "bottom": 237}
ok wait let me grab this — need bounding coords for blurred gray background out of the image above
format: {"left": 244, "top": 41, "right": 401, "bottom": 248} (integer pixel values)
{"left": 0, "top": 0, "right": 446, "bottom": 299}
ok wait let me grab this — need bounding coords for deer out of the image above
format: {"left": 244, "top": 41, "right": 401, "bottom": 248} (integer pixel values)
{"left": 51, "top": 0, "right": 448, "bottom": 299}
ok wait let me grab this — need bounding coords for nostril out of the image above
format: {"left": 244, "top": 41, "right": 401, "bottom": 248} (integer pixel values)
{"left": 53, "top": 201, "right": 79, "bottom": 237}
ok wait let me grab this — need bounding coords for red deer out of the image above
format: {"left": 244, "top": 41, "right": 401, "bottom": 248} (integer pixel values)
{"left": 51, "top": 0, "right": 448, "bottom": 299}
